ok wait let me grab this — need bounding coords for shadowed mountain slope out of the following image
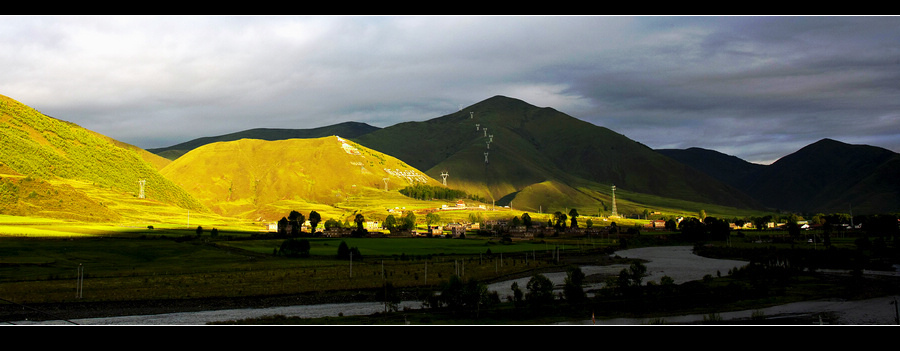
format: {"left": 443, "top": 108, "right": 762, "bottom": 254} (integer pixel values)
{"left": 352, "top": 95, "right": 763, "bottom": 212}
{"left": 657, "top": 139, "right": 900, "bottom": 214}
{"left": 742, "top": 138, "right": 900, "bottom": 214}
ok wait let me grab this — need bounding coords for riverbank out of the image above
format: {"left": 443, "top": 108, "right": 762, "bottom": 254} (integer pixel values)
{"left": 3, "top": 251, "right": 616, "bottom": 324}
{"left": 7, "top": 246, "right": 899, "bottom": 325}
{"left": 1, "top": 290, "right": 386, "bottom": 324}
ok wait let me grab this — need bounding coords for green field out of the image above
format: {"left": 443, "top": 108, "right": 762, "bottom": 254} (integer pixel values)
{"left": 0, "top": 219, "right": 597, "bottom": 307}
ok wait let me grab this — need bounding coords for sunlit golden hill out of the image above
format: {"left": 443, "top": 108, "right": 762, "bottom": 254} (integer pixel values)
{"left": 0, "top": 94, "right": 205, "bottom": 222}
{"left": 159, "top": 136, "right": 444, "bottom": 220}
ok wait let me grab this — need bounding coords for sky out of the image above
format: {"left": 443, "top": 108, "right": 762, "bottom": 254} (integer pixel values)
{"left": 2, "top": 15, "right": 899, "bottom": 164}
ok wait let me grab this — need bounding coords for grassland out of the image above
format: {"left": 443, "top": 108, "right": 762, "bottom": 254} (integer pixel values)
{"left": 0, "top": 224, "right": 593, "bottom": 312}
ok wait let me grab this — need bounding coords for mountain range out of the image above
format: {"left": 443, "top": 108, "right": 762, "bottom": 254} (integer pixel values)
{"left": 153, "top": 96, "right": 900, "bottom": 216}
{"left": 3, "top": 92, "right": 897, "bottom": 224}
{"left": 659, "top": 139, "right": 900, "bottom": 215}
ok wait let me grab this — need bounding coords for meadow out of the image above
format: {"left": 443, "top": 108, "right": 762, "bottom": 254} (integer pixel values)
{"left": 0, "top": 214, "right": 602, "bottom": 310}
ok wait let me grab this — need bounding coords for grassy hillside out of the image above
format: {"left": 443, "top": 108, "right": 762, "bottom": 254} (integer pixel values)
{"left": 0, "top": 94, "right": 206, "bottom": 222}
{"left": 160, "top": 136, "right": 445, "bottom": 221}
{"left": 148, "top": 122, "right": 380, "bottom": 160}
{"left": 353, "top": 96, "right": 763, "bottom": 215}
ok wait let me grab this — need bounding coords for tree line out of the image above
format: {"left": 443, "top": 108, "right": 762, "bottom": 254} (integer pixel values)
{"left": 398, "top": 183, "right": 468, "bottom": 201}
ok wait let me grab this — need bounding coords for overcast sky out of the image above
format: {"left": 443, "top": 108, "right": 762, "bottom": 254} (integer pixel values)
{"left": 3, "top": 15, "right": 899, "bottom": 164}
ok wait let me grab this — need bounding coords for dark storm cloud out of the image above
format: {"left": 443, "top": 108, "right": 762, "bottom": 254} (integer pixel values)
{"left": 2, "top": 16, "right": 898, "bottom": 164}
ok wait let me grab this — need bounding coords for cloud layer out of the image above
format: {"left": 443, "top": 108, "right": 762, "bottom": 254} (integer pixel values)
{"left": 3, "top": 16, "right": 899, "bottom": 164}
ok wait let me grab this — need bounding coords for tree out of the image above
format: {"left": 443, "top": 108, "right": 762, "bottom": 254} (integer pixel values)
{"left": 337, "top": 240, "right": 350, "bottom": 259}
{"left": 563, "top": 266, "right": 586, "bottom": 304}
{"left": 568, "top": 208, "right": 579, "bottom": 228}
{"left": 324, "top": 218, "right": 342, "bottom": 230}
{"left": 277, "top": 217, "right": 289, "bottom": 235}
{"left": 308, "top": 210, "right": 321, "bottom": 234}
{"left": 467, "top": 212, "right": 483, "bottom": 224}
{"left": 425, "top": 212, "right": 441, "bottom": 226}
{"left": 195, "top": 225, "right": 203, "bottom": 235}
{"left": 525, "top": 274, "right": 555, "bottom": 308}
{"left": 751, "top": 215, "right": 772, "bottom": 231}
{"left": 380, "top": 281, "right": 401, "bottom": 313}
{"left": 522, "top": 213, "right": 532, "bottom": 228}
{"left": 611, "top": 261, "right": 648, "bottom": 296}
{"left": 336, "top": 240, "right": 360, "bottom": 260}
{"left": 288, "top": 210, "right": 305, "bottom": 236}
{"left": 553, "top": 211, "right": 567, "bottom": 230}
{"left": 402, "top": 211, "right": 416, "bottom": 231}
{"left": 509, "top": 281, "right": 525, "bottom": 308}
{"left": 786, "top": 221, "right": 801, "bottom": 241}
{"left": 627, "top": 261, "right": 648, "bottom": 287}
{"left": 355, "top": 213, "right": 365, "bottom": 232}
{"left": 679, "top": 217, "right": 706, "bottom": 241}
{"left": 665, "top": 219, "right": 678, "bottom": 232}
{"left": 706, "top": 217, "right": 731, "bottom": 241}
{"left": 437, "top": 275, "right": 494, "bottom": 317}
{"left": 384, "top": 214, "right": 398, "bottom": 231}
{"left": 352, "top": 213, "right": 368, "bottom": 237}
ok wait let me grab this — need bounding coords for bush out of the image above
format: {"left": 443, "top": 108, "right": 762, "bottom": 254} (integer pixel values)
{"left": 280, "top": 238, "right": 311, "bottom": 258}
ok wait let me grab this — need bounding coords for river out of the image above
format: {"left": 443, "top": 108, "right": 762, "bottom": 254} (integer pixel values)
{"left": 10, "top": 246, "right": 899, "bottom": 325}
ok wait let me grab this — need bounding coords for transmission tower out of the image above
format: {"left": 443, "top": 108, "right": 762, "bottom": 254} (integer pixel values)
{"left": 138, "top": 179, "right": 146, "bottom": 199}
{"left": 441, "top": 172, "right": 448, "bottom": 186}
{"left": 611, "top": 185, "right": 618, "bottom": 217}
{"left": 383, "top": 178, "right": 389, "bottom": 191}
{"left": 484, "top": 152, "right": 489, "bottom": 164}
{"left": 483, "top": 127, "right": 488, "bottom": 137}
{"left": 470, "top": 111, "right": 474, "bottom": 119}
{"left": 476, "top": 123, "right": 480, "bottom": 131}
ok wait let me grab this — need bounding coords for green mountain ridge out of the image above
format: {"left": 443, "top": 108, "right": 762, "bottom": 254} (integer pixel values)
{"left": 352, "top": 96, "right": 764, "bottom": 214}
{"left": 656, "top": 139, "right": 900, "bottom": 214}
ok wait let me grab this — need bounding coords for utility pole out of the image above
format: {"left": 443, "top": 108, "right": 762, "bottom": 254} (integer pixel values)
{"left": 75, "top": 264, "right": 83, "bottom": 298}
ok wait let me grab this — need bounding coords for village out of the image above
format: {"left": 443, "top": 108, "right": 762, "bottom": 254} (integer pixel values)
{"left": 264, "top": 197, "right": 840, "bottom": 241}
